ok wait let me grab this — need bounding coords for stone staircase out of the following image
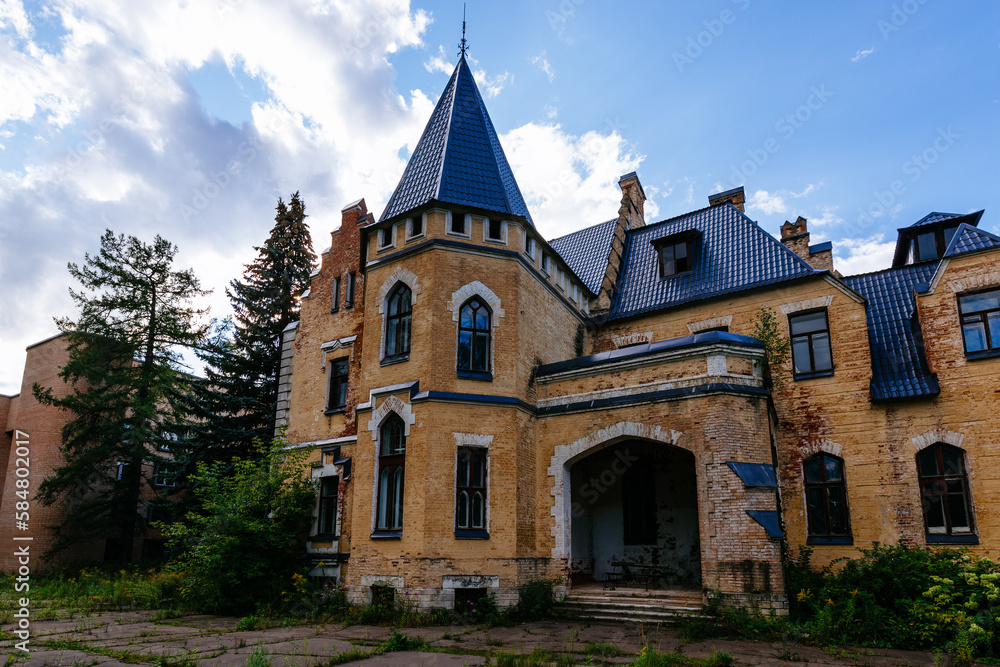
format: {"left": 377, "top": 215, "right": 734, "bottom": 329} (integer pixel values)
{"left": 562, "top": 585, "right": 705, "bottom": 624}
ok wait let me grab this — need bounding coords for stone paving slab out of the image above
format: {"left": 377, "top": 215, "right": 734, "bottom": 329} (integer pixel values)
{"left": 0, "top": 614, "right": 948, "bottom": 666}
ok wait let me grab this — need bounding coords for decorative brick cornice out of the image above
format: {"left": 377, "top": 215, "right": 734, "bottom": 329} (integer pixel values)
{"left": 447, "top": 281, "right": 504, "bottom": 324}
{"left": 802, "top": 438, "right": 842, "bottom": 458}
{"left": 378, "top": 266, "right": 421, "bottom": 314}
{"left": 687, "top": 316, "right": 733, "bottom": 334}
{"left": 367, "top": 395, "right": 415, "bottom": 442}
{"left": 948, "top": 272, "right": 1000, "bottom": 295}
{"left": 452, "top": 433, "right": 493, "bottom": 448}
{"left": 779, "top": 295, "right": 833, "bottom": 315}
{"left": 613, "top": 331, "right": 652, "bottom": 348}
{"left": 912, "top": 427, "right": 965, "bottom": 451}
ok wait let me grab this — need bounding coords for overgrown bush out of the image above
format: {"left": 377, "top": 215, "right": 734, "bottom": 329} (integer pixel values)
{"left": 680, "top": 595, "right": 787, "bottom": 643}
{"left": 787, "top": 543, "right": 1000, "bottom": 661}
{"left": 513, "top": 579, "right": 557, "bottom": 621}
{"left": 159, "top": 439, "right": 316, "bottom": 614}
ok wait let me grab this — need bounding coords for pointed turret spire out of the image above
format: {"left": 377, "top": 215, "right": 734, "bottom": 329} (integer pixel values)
{"left": 458, "top": 4, "right": 468, "bottom": 58}
{"left": 380, "top": 53, "right": 534, "bottom": 226}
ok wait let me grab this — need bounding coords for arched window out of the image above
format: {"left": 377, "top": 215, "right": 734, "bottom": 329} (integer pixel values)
{"left": 917, "top": 443, "right": 974, "bottom": 537}
{"left": 458, "top": 298, "right": 491, "bottom": 374}
{"left": 456, "top": 447, "right": 487, "bottom": 534}
{"left": 803, "top": 453, "right": 851, "bottom": 542}
{"left": 385, "top": 284, "right": 412, "bottom": 359}
{"left": 376, "top": 415, "right": 406, "bottom": 531}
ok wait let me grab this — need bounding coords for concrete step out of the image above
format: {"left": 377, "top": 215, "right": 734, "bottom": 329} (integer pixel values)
{"left": 561, "top": 592, "right": 706, "bottom": 624}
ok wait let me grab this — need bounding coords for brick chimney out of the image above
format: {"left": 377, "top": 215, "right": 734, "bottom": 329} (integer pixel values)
{"left": 708, "top": 186, "right": 745, "bottom": 212}
{"left": 618, "top": 172, "right": 646, "bottom": 229}
{"left": 780, "top": 216, "right": 834, "bottom": 272}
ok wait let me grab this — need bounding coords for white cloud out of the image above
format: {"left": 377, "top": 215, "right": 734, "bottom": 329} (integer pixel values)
{"left": 424, "top": 45, "right": 452, "bottom": 75}
{"left": 501, "top": 122, "right": 657, "bottom": 239}
{"left": 833, "top": 234, "right": 896, "bottom": 275}
{"left": 747, "top": 189, "right": 788, "bottom": 215}
{"left": 0, "top": 0, "right": 435, "bottom": 393}
{"left": 531, "top": 51, "right": 555, "bottom": 82}
{"left": 544, "top": 104, "right": 558, "bottom": 119}
{"left": 852, "top": 47, "right": 876, "bottom": 62}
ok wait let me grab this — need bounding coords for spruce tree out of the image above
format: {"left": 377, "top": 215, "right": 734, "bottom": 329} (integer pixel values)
{"left": 189, "top": 192, "right": 316, "bottom": 459}
{"left": 34, "top": 230, "right": 209, "bottom": 562}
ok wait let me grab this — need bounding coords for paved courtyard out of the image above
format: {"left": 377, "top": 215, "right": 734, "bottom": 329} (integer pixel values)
{"left": 1, "top": 611, "right": 942, "bottom": 666}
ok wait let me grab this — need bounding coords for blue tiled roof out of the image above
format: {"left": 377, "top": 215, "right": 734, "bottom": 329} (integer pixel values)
{"left": 380, "top": 56, "right": 533, "bottom": 225}
{"left": 943, "top": 223, "right": 1000, "bottom": 257}
{"left": 536, "top": 330, "right": 763, "bottom": 377}
{"left": 843, "top": 264, "right": 940, "bottom": 401}
{"left": 911, "top": 212, "right": 964, "bottom": 227}
{"left": 549, "top": 218, "right": 617, "bottom": 294}
{"left": 609, "top": 205, "right": 818, "bottom": 320}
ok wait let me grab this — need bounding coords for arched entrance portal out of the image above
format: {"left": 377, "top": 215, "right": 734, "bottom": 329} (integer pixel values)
{"left": 569, "top": 440, "right": 701, "bottom": 588}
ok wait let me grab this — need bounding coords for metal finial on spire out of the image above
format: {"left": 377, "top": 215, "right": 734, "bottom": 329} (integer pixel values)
{"left": 458, "top": 3, "right": 468, "bottom": 58}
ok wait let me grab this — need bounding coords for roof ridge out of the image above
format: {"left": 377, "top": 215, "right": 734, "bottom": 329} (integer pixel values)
{"left": 549, "top": 218, "right": 617, "bottom": 245}
{"left": 462, "top": 57, "right": 514, "bottom": 217}
{"left": 433, "top": 60, "right": 462, "bottom": 203}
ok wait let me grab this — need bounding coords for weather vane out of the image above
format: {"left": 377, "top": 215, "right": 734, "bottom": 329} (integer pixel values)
{"left": 458, "top": 3, "right": 468, "bottom": 58}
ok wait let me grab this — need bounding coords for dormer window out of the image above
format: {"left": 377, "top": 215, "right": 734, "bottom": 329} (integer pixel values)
{"left": 910, "top": 226, "right": 958, "bottom": 263}
{"left": 654, "top": 234, "right": 697, "bottom": 278}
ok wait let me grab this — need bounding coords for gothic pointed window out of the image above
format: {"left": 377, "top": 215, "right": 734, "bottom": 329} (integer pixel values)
{"left": 376, "top": 415, "right": 406, "bottom": 532}
{"left": 385, "top": 283, "right": 412, "bottom": 360}
{"left": 456, "top": 447, "right": 488, "bottom": 537}
{"left": 458, "top": 298, "right": 491, "bottom": 377}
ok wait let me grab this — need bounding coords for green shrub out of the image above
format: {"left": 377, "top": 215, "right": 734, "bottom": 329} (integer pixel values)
{"left": 787, "top": 542, "right": 1000, "bottom": 660}
{"left": 513, "top": 579, "right": 556, "bottom": 621}
{"left": 160, "top": 440, "right": 316, "bottom": 615}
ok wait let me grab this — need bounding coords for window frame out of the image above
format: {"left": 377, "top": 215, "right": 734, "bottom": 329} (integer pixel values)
{"left": 541, "top": 253, "right": 551, "bottom": 276}
{"left": 152, "top": 464, "right": 176, "bottom": 489}
{"left": 522, "top": 230, "right": 537, "bottom": 260}
{"left": 789, "top": 308, "right": 835, "bottom": 379}
{"left": 457, "top": 297, "right": 492, "bottom": 380}
{"left": 377, "top": 224, "right": 396, "bottom": 251}
{"left": 447, "top": 213, "right": 470, "bottom": 238}
{"left": 957, "top": 287, "right": 1000, "bottom": 359}
{"left": 374, "top": 415, "right": 406, "bottom": 537}
{"left": 326, "top": 357, "right": 349, "bottom": 413}
{"left": 316, "top": 476, "right": 339, "bottom": 537}
{"left": 910, "top": 225, "right": 959, "bottom": 263}
{"left": 917, "top": 443, "right": 977, "bottom": 543}
{"left": 406, "top": 216, "right": 424, "bottom": 241}
{"left": 345, "top": 272, "right": 356, "bottom": 309}
{"left": 484, "top": 218, "right": 506, "bottom": 245}
{"left": 803, "top": 453, "right": 852, "bottom": 544}
{"left": 383, "top": 283, "right": 412, "bottom": 363}
{"left": 331, "top": 275, "right": 341, "bottom": 312}
{"left": 455, "top": 446, "right": 489, "bottom": 539}
{"left": 655, "top": 237, "right": 696, "bottom": 278}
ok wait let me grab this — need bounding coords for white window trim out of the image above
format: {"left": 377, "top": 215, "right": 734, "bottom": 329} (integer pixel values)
{"left": 483, "top": 218, "right": 508, "bottom": 245}
{"left": 405, "top": 217, "right": 425, "bottom": 242}
{"left": 522, "top": 229, "right": 537, "bottom": 260}
{"left": 453, "top": 434, "right": 491, "bottom": 534}
{"left": 446, "top": 212, "right": 471, "bottom": 239}
{"left": 541, "top": 253, "right": 551, "bottom": 276}
{"left": 376, "top": 223, "right": 397, "bottom": 252}
{"left": 448, "top": 281, "right": 505, "bottom": 377}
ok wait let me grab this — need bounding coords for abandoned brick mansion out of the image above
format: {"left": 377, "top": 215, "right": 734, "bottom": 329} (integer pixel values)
{"left": 272, "top": 54, "right": 1000, "bottom": 613}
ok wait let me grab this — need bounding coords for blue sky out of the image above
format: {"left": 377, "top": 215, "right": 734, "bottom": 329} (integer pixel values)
{"left": 1, "top": 0, "right": 998, "bottom": 393}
